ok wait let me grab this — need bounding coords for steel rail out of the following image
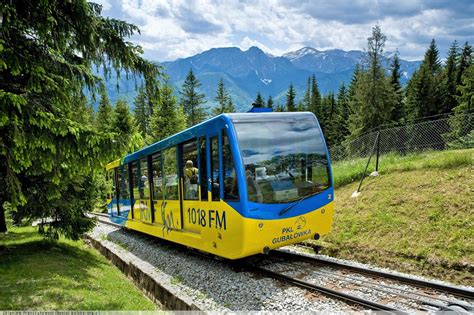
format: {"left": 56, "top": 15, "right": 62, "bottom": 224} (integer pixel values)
{"left": 248, "top": 264, "right": 402, "bottom": 312}
{"left": 272, "top": 249, "right": 474, "bottom": 300}
{"left": 269, "top": 257, "right": 471, "bottom": 312}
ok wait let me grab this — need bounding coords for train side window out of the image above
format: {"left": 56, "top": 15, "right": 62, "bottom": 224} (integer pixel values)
{"left": 131, "top": 161, "right": 139, "bottom": 198}
{"left": 223, "top": 131, "right": 239, "bottom": 201}
{"left": 118, "top": 165, "right": 130, "bottom": 215}
{"left": 130, "top": 161, "right": 139, "bottom": 218}
{"left": 139, "top": 158, "right": 150, "bottom": 199}
{"left": 151, "top": 153, "right": 163, "bottom": 201}
{"left": 163, "top": 146, "right": 179, "bottom": 200}
{"left": 199, "top": 137, "right": 208, "bottom": 201}
{"left": 210, "top": 135, "right": 220, "bottom": 201}
{"left": 182, "top": 139, "right": 199, "bottom": 200}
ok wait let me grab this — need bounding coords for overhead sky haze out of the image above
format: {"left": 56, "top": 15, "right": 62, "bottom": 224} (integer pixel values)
{"left": 96, "top": 0, "right": 473, "bottom": 62}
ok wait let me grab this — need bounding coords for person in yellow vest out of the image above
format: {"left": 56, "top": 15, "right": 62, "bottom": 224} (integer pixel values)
{"left": 184, "top": 160, "right": 199, "bottom": 199}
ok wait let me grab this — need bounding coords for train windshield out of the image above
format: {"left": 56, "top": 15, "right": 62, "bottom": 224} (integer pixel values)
{"left": 232, "top": 113, "right": 331, "bottom": 204}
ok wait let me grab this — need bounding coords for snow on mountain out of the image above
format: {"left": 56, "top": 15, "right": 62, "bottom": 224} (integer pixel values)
{"left": 102, "top": 46, "right": 421, "bottom": 112}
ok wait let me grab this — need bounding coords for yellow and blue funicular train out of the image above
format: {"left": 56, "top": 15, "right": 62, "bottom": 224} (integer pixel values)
{"left": 105, "top": 112, "right": 334, "bottom": 259}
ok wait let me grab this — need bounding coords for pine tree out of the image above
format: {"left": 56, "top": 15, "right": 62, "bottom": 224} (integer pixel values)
{"left": 76, "top": 91, "right": 95, "bottom": 127}
{"left": 336, "top": 83, "right": 350, "bottom": 139}
{"left": 406, "top": 39, "right": 444, "bottom": 119}
{"left": 321, "top": 93, "right": 342, "bottom": 146}
{"left": 441, "top": 41, "right": 460, "bottom": 114}
{"left": 286, "top": 83, "right": 296, "bottom": 111}
{"left": 310, "top": 74, "right": 321, "bottom": 117}
{"left": 267, "top": 95, "right": 274, "bottom": 109}
{"left": 227, "top": 96, "right": 236, "bottom": 113}
{"left": 348, "top": 25, "right": 395, "bottom": 136}
{"left": 390, "top": 52, "right": 404, "bottom": 122}
{"left": 213, "top": 79, "right": 229, "bottom": 115}
{"left": 134, "top": 86, "right": 150, "bottom": 136}
{"left": 113, "top": 99, "right": 142, "bottom": 154}
{"left": 456, "top": 42, "right": 472, "bottom": 87}
{"left": 0, "top": 0, "right": 161, "bottom": 235}
{"left": 254, "top": 92, "right": 265, "bottom": 107}
{"left": 148, "top": 83, "right": 186, "bottom": 143}
{"left": 447, "top": 65, "right": 474, "bottom": 146}
{"left": 302, "top": 76, "right": 312, "bottom": 111}
{"left": 180, "top": 69, "right": 207, "bottom": 127}
{"left": 96, "top": 88, "right": 114, "bottom": 132}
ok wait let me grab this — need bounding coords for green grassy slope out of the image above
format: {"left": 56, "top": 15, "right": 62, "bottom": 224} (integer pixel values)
{"left": 0, "top": 227, "right": 157, "bottom": 310}
{"left": 309, "top": 149, "right": 473, "bottom": 285}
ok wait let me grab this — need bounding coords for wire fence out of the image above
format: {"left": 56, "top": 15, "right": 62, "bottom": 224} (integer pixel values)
{"left": 330, "top": 111, "right": 474, "bottom": 162}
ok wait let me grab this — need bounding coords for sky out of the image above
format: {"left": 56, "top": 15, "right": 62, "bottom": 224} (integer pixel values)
{"left": 96, "top": 0, "right": 474, "bottom": 62}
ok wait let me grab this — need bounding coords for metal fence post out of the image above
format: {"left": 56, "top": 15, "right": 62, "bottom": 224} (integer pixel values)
{"left": 354, "top": 131, "right": 380, "bottom": 195}
{"left": 375, "top": 129, "right": 381, "bottom": 172}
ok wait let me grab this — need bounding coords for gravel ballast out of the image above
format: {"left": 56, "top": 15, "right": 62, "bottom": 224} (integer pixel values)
{"left": 88, "top": 223, "right": 473, "bottom": 311}
{"left": 88, "top": 223, "right": 351, "bottom": 311}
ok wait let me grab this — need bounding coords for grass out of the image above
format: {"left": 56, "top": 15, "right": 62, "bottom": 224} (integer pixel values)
{"left": 0, "top": 226, "right": 157, "bottom": 310}
{"left": 311, "top": 148, "right": 473, "bottom": 285}
{"left": 332, "top": 148, "right": 473, "bottom": 188}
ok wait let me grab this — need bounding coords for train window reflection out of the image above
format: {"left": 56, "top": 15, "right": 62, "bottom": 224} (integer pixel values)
{"left": 223, "top": 131, "right": 239, "bottom": 201}
{"left": 163, "top": 147, "right": 179, "bottom": 200}
{"left": 233, "top": 116, "right": 330, "bottom": 204}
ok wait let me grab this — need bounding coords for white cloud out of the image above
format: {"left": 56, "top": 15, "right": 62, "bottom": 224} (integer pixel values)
{"left": 95, "top": 0, "right": 112, "bottom": 11}
{"left": 96, "top": 0, "right": 473, "bottom": 61}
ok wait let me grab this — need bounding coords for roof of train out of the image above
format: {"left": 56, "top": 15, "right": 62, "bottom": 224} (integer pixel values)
{"left": 114, "top": 111, "right": 318, "bottom": 166}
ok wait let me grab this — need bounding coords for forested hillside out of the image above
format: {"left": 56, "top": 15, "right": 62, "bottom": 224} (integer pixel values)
{"left": 0, "top": 1, "right": 471, "bottom": 241}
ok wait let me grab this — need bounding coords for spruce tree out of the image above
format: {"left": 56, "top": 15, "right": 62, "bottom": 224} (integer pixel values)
{"left": 227, "top": 97, "right": 236, "bottom": 113}
{"left": 134, "top": 86, "right": 150, "bottom": 136}
{"left": 442, "top": 41, "right": 460, "bottom": 114}
{"left": 348, "top": 25, "right": 395, "bottom": 136}
{"left": 148, "top": 83, "right": 186, "bottom": 143}
{"left": 267, "top": 95, "right": 274, "bottom": 109}
{"left": 0, "top": 0, "right": 161, "bottom": 235}
{"left": 302, "top": 76, "right": 312, "bottom": 111}
{"left": 310, "top": 74, "right": 321, "bottom": 116}
{"left": 406, "top": 39, "right": 444, "bottom": 119}
{"left": 180, "top": 69, "right": 207, "bottom": 127}
{"left": 456, "top": 42, "right": 472, "bottom": 87}
{"left": 113, "top": 99, "right": 142, "bottom": 154}
{"left": 96, "top": 88, "right": 114, "bottom": 132}
{"left": 390, "top": 52, "right": 404, "bottom": 122}
{"left": 254, "top": 92, "right": 265, "bottom": 107}
{"left": 213, "top": 79, "right": 229, "bottom": 115}
{"left": 322, "top": 93, "right": 342, "bottom": 146}
{"left": 336, "top": 83, "right": 350, "bottom": 139}
{"left": 77, "top": 92, "right": 95, "bottom": 127}
{"left": 286, "top": 83, "right": 296, "bottom": 111}
{"left": 446, "top": 65, "right": 473, "bottom": 146}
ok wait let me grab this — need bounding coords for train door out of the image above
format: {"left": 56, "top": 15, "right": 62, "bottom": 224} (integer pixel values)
{"left": 180, "top": 138, "right": 201, "bottom": 233}
{"left": 209, "top": 131, "right": 222, "bottom": 206}
{"left": 131, "top": 158, "right": 153, "bottom": 223}
{"left": 117, "top": 164, "right": 131, "bottom": 218}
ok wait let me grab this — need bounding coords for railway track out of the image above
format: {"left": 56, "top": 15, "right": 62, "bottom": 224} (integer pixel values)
{"left": 89, "top": 213, "right": 473, "bottom": 312}
{"left": 276, "top": 248, "right": 474, "bottom": 300}
{"left": 245, "top": 250, "right": 473, "bottom": 312}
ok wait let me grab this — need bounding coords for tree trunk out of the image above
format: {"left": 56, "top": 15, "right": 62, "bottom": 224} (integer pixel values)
{"left": 0, "top": 203, "right": 7, "bottom": 233}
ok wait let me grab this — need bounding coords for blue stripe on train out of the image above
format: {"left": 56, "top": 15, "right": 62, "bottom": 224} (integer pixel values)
{"left": 239, "top": 186, "right": 334, "bottom": 220}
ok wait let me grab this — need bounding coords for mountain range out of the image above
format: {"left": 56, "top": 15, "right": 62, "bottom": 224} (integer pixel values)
{"left": 103, "top": 46, "right": 421, "bottom": 112}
